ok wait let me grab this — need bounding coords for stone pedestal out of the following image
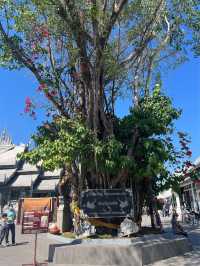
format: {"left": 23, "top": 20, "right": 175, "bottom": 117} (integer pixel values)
{"left": 48, "top": 236, "right": 192, "bottom": 266}
{"left": 53, "top": 244, "right": 142, "bottom": 266}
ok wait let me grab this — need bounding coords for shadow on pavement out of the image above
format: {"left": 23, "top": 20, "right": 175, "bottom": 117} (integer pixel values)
{"left": 11, "top": 241, "right": 29, "bottom": 247}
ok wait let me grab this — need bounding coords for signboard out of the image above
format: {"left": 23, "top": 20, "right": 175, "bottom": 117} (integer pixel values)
{"left": 22, "top": 211, "right": 49, "bottom": 234}
{"left": 80, "top": 189, "right": 133, "bottom": 218}
{"left": 23, "top": 198, "right": 51, "bottom": 212}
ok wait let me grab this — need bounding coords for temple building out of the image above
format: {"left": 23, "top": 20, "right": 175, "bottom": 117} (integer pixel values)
{"left": 0, "top": 130, "right": 60, "bottom": 210}
{"left": 180, "top": 156, "right": 200, "bottom": 212}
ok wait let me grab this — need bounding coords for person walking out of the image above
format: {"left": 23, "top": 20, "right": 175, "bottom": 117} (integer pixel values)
{"left": 0, "top": 213, "right": 9, "bottom": 247}
{"left": 7, "top": 204, "right": 16, "bottom": 245}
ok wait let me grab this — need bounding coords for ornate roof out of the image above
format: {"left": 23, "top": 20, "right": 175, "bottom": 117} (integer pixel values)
{"left": 0, "top": 145, "right": 26, "bottom": 167}
{"left": 0, "top": 132, "right": 60, "bottom": 191}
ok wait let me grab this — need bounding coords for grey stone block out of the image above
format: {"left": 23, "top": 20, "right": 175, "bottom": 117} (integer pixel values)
{"left": 48, "top": 235, "right": 192, "bottom": 266}
{"left": 53, "top": 244, "right": 142, "bottom": 266}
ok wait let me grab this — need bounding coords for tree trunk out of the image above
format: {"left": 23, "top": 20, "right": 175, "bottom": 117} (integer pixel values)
{"left": 146, "top": 178, "right": 156, "bottom": 228}
{"left": 131, "top": 179, "right": 145, "bottom": 228}
{"left": 58, "top": 180, "right": 73, "bottom": 232}
{"left": 63, "top": 192, "right": 73, "bottom": 232}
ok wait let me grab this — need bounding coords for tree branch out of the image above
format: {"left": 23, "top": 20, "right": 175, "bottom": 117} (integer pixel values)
{"left": 0, "top": 21, "right": 69, "bottom": 118}
{"left": 101, "top": 0, "right": 128, "bottom": 48}
{"left": 120, "top": 0, "right": 165, "bottom": 67}
{"left": 145, "top": 15, "right": 171, "bottom": 93}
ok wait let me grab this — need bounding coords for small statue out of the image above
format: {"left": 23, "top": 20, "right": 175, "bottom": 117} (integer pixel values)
{"left": 118, "top": 217, "right": 139, "bottom": 237}
{"left": 71, "top": 203, "right": 95, "bottom": 238}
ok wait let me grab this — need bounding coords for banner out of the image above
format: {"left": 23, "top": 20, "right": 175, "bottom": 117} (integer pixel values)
{"left": 22, "top": 211, "right": 49, "bottom": 234}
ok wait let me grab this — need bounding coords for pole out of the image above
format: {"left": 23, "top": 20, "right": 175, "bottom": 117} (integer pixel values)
{"left": 34, "top": 232, "right": 38, "bottom": 266}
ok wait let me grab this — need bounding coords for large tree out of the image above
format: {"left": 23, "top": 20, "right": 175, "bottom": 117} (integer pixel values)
{"left": 0, "top": 0, "right": 199, "bottom": 229}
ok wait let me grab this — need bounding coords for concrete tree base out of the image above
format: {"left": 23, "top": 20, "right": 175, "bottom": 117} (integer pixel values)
{"left": 48, "top": 234, "right": 192, "bottom": 266}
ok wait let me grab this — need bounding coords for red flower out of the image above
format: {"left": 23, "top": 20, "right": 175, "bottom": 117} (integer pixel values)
{"left": 24, "top": 106, "right": 30, "bottom": 113}
{"left": 185, "top": 161, "right": 192, "bottom": 168}
{"left": 180, "top": 140, "right": 187, "bottom": 147}
{"left": 186, "top": 151, "right": 192, "bottom": 157}
{"left": 43, "top": 31, "right": 49, "bottom": 37}
{"left": 25, "top": 97, "right": 32, "bottom": 106}
{"left": 25, "top": 97, "right": 32, "bottom": 112}
{"left": 24, "top": 97, "right": 35, "bottom": 116}
{"left": 46, "top": 92, "right": 51, "bottom": 99}
{"left": 40, "top": 27, "right": 49, "bottom": 38}
{"left": 37, "top": 83, "right": 46, "bottom": 92}
{"left": 50, "top": 90, "right": 57, "bottom": 96}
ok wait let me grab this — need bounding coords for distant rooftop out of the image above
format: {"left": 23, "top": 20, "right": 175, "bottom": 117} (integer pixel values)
{"left": 0, "top": 132, "right": 61, "bottom": 191}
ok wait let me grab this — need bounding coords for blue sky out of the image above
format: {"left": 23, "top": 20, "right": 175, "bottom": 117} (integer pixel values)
{"left": 0, "top": 55, "right": 199, "bottom": 161}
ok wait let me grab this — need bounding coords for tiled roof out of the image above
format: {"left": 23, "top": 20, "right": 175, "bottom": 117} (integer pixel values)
{"left": 0, "top": 168, "right": 16, "bottom": 183}
{"left": 0, "top": 145, "right": 25, "bottom": 167}
{"left": 19, "top": 162, "right": 38, "bottom": 172}
{"left": 11, "top": 174, "right": 38, "bottom": 187}
{"left": 0, "top": 145, "right": 14, "bottom": 154}
{"left": 37, "top": 178, "right": 59, "bottom": 191}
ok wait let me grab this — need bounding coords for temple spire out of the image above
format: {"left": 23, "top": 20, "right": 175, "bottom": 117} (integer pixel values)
{"left": 0, "top": 129, "right": 12, "bottom": 145}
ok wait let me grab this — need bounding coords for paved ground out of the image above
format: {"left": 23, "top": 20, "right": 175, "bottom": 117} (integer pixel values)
{"left": 0, "top": 217, "right": 200, "bottom": 266}
{"left": 149, "top": 247, "right": 200, "bottom": 266}
{"left": 149, "top": 222, "right": 200, "bottom": 266}
{"left": 0, "top": 225, "right": 61, "bottom": 266}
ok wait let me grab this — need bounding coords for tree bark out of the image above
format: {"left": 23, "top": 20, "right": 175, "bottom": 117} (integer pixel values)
{"left": 146, "top": 178, "right": 156, "bottom": 228}
{"left": 58, "top": 179, "right": 72, "bottom": 232}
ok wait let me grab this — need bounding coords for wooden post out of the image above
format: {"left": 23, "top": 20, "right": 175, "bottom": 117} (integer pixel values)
{"left": 34, "top": 233, "right": 38, "bottom": 266}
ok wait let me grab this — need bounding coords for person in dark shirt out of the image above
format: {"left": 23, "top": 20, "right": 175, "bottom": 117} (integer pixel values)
{"left": 7, "top": 204, "right": 16, "bottom": 245}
